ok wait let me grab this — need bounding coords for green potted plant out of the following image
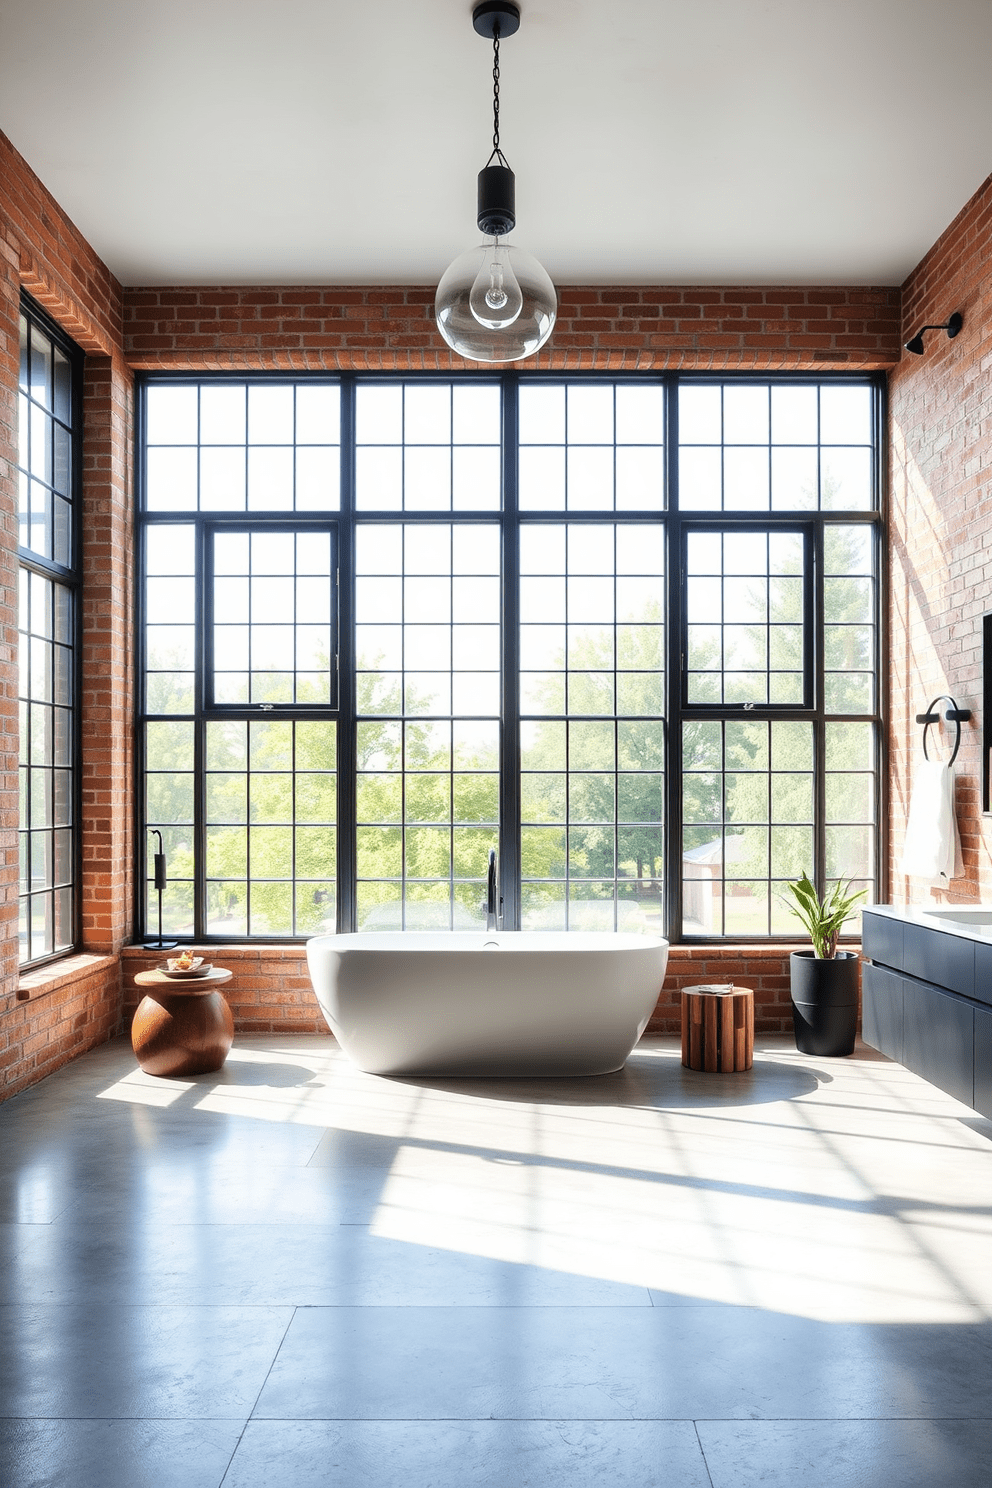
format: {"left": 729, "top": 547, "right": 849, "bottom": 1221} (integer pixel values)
{"left": 782, "top": 872, "right": 866, "bottom": 1056}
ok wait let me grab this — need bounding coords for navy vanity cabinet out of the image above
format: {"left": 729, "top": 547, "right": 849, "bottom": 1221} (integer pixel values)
{"left": 861, "top": 963, "right": 903, "bottom": 1063}
{"left": 975, "top": 1010, "right": 992, "bottom": 1120}
{"left": 861, "top": 909, "right": 987, "bottom": 1117}
{"left": 972, "top": 942, "right": 992, "bottom": 1008}
{"left": 861, "top": 912, "right": 904, "bottom": 976}
{"left": 903, "top": 923, "right": 975, "bottom": 996}
{"left": 902, "top": 982, "right": 975, "bottom": 1108}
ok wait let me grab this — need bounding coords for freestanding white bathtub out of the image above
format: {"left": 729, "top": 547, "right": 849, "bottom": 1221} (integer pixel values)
{"left": 306, "top": 930, "right": 669, "bottom": 1077}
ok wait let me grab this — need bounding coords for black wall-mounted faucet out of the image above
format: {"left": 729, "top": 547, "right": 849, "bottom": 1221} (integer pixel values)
{"left": 486, "top": 848, "right": 502, "bottom": 931}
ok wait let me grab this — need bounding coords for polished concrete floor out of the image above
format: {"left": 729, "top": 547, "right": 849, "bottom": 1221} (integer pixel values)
{"left": 1, "top": 1033, "right": 991, "bottom": 1487}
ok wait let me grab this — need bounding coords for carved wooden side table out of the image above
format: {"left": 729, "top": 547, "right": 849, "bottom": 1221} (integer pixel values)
{"left": 681, "top": 984, "right": 754, "bottom": 1072}
{"left": 132, "top": 967, "right": 234, "bottom": 1077}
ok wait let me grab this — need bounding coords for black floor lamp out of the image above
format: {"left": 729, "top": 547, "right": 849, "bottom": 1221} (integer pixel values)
{"left": 145, "top": 828, "right": 177, "bottom": 951}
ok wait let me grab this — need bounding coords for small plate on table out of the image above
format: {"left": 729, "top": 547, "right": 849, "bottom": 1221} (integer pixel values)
{"left": 157, "top": 959, "right": 214, "bottom": 980}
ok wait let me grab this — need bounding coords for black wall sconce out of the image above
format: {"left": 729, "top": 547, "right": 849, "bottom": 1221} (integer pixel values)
{"left": 904, "top": 311, "right": 963, "bottom": 356}
{"left": 145, "top": 828, "right": 177, "bottom": 951}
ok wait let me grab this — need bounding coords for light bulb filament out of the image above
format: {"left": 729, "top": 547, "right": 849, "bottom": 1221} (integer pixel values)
{"left": 468, "top": 238, "right": 523, "bottom": 331}
{"left": 485, "top": 260, "right": 509, "bottom": 311}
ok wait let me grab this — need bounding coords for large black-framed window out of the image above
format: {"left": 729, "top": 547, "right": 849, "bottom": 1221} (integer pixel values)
{"left": 137, "top": 371, "right": 884, "bottom": 944}
{"left": 18, "top": 295, "right": 83, "bottom": 966}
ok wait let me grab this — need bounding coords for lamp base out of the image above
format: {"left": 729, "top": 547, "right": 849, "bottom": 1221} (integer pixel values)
{"left": 142, "top": 939, "right": 178, "bottom": 951}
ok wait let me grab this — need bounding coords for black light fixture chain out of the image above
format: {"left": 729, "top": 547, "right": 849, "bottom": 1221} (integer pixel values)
{"left": 492, "top": 26, "right": 501, "bottom": 153}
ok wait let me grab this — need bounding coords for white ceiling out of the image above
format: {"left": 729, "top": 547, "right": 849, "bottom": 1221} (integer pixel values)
{"left": 1, "top": 0, "right": 990, "bottom": 288}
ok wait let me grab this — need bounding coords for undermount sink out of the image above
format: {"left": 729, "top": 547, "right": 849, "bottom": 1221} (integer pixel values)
{"left": 922, "top": 907, "right": 992, "bottom": 925}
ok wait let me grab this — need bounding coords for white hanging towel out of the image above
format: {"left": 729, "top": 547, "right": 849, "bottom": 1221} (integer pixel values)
{"left": 899, "top": 758, "right": 961, "bottom": 882}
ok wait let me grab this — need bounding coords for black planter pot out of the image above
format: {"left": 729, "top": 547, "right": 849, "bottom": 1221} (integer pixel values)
{"left": 790, "top": 950, "right": 859, "bottom": 1056}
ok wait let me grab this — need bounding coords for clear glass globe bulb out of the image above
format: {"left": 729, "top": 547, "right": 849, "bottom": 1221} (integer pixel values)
{"left": 468, "top": 241, "right": 523, "bottom": 330}
{"left": 435, "top": 240, "right": 557, "bottom": 363}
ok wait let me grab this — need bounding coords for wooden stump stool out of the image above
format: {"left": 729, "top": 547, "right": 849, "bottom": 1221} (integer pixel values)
{"left": 132, "top": 968, "right": 234, "bottom": 1077}
{"left": 681, "top": 984, "right": 754, "bottom": 1072}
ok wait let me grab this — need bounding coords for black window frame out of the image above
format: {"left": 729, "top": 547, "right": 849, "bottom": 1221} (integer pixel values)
{"left": 202, "top": 518, "right": 339, "bottom": 714}
{"left": 135, "top": 369, "right": 886, "bottom": 946}
{"left": 678, "top": 518, "right": 816, "bottom": 714}
{"left": 17, "top": 292, "right": 84, "bottom": 970}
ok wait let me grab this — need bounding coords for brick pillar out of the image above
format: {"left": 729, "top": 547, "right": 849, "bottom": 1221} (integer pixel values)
{"left": 81, "top": 355, "right": 134, "bottom": 952}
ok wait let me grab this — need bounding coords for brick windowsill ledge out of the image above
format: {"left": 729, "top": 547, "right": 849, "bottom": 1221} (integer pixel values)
{"left": 121, "top": 944, "right": 315, "bottom": 958}
{"left": 17, "top": 952, "right": 117, "bottom": 1002}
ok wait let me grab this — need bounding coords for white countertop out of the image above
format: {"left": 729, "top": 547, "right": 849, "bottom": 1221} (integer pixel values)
{"left": 864, "top": 903, "right": 992, "bottom": 943}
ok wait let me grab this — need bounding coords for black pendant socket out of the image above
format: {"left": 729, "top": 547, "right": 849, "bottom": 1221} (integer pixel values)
{"left": 478, "top": 164, "right": 515, "bottom": 237}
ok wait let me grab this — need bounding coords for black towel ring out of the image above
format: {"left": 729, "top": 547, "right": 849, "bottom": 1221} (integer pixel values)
{"left": 915, "top": 694, "right": 971, "bottom": 766}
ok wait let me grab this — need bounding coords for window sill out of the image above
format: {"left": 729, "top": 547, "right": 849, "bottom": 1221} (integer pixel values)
{"left": 16, "top": 952, "right": 117, "bottom": 1002}
{"left": 122, "top": 944, "right": 311, "bottom": 961}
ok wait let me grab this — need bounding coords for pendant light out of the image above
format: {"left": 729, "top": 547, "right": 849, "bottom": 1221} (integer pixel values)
{"left": 435, "top": 1, "right": 557, "bottom": 363}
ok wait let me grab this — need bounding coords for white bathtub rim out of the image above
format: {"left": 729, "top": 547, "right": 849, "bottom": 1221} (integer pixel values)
{"left": 308, "top": 930, "right": 669, "bottom": 955}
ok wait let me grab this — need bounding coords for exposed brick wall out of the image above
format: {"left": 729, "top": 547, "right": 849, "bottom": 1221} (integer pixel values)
{"left": 0, "top": 136, "right": 122, "bottom": 358}
{"left": 645, "top": 943, "right": 854, "bottom": 1036}
{"left": 118, "top": 942, "right": 816, "bottom": 1040}
{"left": 0, "top": 128, "right": 129, "bottom": 1094}
{"left": 122, "top": 946, "right": 325, "bottom": 1035}
{"left": 123, "top": 285, "right": 901, "bottom": 372}
{"left": 3, "top": 954, "right": 119, "bottom": 1098}
{"left": 888, "top": 170, "right": 992, "bottom": 903}
{"left": 81, "top": 357, "right": 134, "bottom": 953}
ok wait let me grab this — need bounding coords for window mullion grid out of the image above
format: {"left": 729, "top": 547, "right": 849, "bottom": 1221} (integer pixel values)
{"left": 677, "top": 505, "right": 819, "bottom": 942}
{"left": 447, "top": 733, "right": 455, "bottom": 934}
{"left": 446, "top": 545, "right": 455, "bottom": 931}
{"left": 337, "top": 375, "right": 358, "bottom": 932}
{"left": 194, "top": 517, "right": 209, "bottom": 940}
{"left": 138, "top": 370, "right": 882, "bottom": 945}
{"left": 500, "top": 374, "right": 521, "bottom": 930}
{"left": 67, "top": 331, "right": 85, "bottom": 955}
{"left": 132, "top": 413, "right": 149, "bottom": 943}
{"left": 664, "top": 374, "right": 682, "bottom": 943}
{"left": 290, "top": 725, "right": 298, "bottom": 935}
{"left": 873, "top": 378, "right": 889, "bottom": 907}
{"left": 721, "top": 720, "right": 729, "bottom": 938}
{"left": 244, "top": 760, "right": 252, "bottom": 938}
{"left": 764, "top": 721, "right": 773, "bottom": 938}
{"left": 19, "top": 575, "right": 32, "bottom": 955}
{"left": 873, "top": 507, "right": 888, "bottom": 907}
{"left": 811, "top": 520, "right": 828, "bottom": 899}
{"left": 563, "top": 663, "right": 571, "bottom": 930}
{"left": 66, "top": 579, "right": 81, "bottom": 953}
{"left": 612, "top": 531, "right": 619, "bottom": 934}
{"left": 19, "top": 582, "right": 30, "bottom": 951}
{"left": 397, "top": 521, "right": 408, "bottom": 932}
{"left": 17, "top": 297, "right": 83, "bottom": 968}
{"left": 400, "top": 714, "right": 407, "bottom": 932}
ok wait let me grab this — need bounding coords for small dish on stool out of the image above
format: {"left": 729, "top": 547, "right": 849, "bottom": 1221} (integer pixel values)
{"left": 158, "top": 958, "right": 213, "bottom": 980}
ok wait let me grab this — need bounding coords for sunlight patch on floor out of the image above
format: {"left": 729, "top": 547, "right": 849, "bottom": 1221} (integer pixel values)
{"left": 367, "top": 1143, "right": 992, "bottom": 1325}
{"left": 98, "top": 1069, "right": 195, "bottom": 1107}
{"left": 94, "top": 1037, "right": 992, "bottom": 1327}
